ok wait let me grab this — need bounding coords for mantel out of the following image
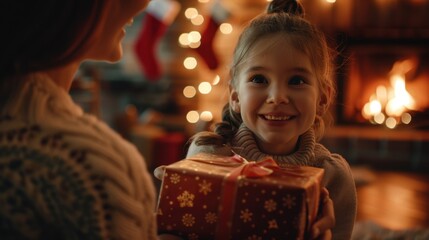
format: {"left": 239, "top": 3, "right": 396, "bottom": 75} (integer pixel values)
{"left": 321, "top": 126, "right": 429, "bottom": 171}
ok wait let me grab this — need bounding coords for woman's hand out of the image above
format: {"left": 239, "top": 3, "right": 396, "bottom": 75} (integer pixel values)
{"left": 311, "top": 187, "right": 335, "bottom": 240}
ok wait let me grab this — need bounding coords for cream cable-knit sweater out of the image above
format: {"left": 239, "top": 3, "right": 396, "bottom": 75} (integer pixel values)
{"left": 187, "top": 124, "right": 357, "bottom": 240}
{"left": 0, "top": 73, "right": 158, "bottom": 239}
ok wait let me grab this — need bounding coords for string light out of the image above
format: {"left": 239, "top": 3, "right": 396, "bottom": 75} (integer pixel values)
{"left": 198, "top": 82, "right": 212, "bottom": 94}
{"left": 212, "top": 75, "right": 220, "bottom": 85}
{"left": 183, "top": 86, "right": 197, "bottom": 98}
{"left": 200, "top": 111, "right": 213, "bottom": 121}
{"left": 186, "top": 111, "right": 200, "bottom": 123}
{"left": 184, "top": 8, "right": 199, "bottom": 19}
{"left": 188, "top": 41, "right": 201, "bottom": 49}
{"left": 178, "top": 33, "right": 190, "bottom": 46}
{"left": 219, "top": 23, "right": 233, "bottom": 34}
{"left": 191, "top": 15, "right": 204, "bottom": 26}
{"left": 187, "top": 31, "right": 201, "bottom": 44}
{"left": 179, "top": 1, "right": 230, "bottom": 124}
{"left": 183, "top": 57, "right": 197, "bottom": 69}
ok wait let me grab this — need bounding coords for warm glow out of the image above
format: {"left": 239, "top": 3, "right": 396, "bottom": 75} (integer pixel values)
{"left": 326, "top": 0, "right": 336, "bottom": 3}
{"left": 374, "top": 113, "right": 386, "bottom": 124}
{"left": 385, "top": 98, "right": 405, "bottom": 117}
{"left": 198, "top": 0, "right": 209, "bottom": 3}
{"left": 184, "top": 57, "right": 197, "bottom": 69}
{"left": 376, "top": 85, "right": 388, "bottom": 105}
{"left": 219, "top": 23, "right": 233, "bottom": 34}
{"left": 390, "top": 74, "right": 415, "bottom": 110}
{"left": 188, "top": 31, "right": 201, "bottom": 43}
{"left": 191, "top": 15, "right": 204, "bottom": 26}
{"left": 198, "top": 82, "right": 212, "bottom": 94}
{"left": 189, "top": 41, "right": 201, "bottom": 49}
{"left": 369, "top": 99, "right": 382, "bottom": 114}
{"left": 212, "top": 75, "right": 220, "bottom": 85}
{"left": 186, "top": 111, "right": 200, "bottom": 123}
{"left": 183, "top": 86, "right": 197, "bottom": 98}
{"left": 178, "top": 33, "right": 190, "bottom": 46}
{"left": 361, "top": 59, "right": 417, "bottom": 128}
{"left": 362, "top": 103, "right": 372, "bottom": 119}
{"left": 401, "top": 113, "right": 412, "bottom": 124}
{"left": 184, "top": 8, "right": 198, "bottom": 19}
{"left": 200, "top": 111, "right": 213, "bottom": 122}
{"left": 385, "top": 117, "right": 397, "bottom": 129}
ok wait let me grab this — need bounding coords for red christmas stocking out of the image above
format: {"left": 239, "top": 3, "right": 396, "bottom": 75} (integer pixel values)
{"left": 134, "top": 0, "right": 180, "bottom": 81}
{"left": 196, "top": 1, "right": 229, "bottom": 70}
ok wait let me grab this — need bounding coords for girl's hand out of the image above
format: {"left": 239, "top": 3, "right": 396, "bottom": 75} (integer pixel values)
{"left": 311, "top": 187, "right": 335, "bottom": 240}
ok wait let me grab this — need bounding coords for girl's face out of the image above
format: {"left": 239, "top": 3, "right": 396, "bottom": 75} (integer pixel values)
{"left": 231, "top": 34, "right": 323, "bottom": 155}
{"left": 85, "top": 0, "right": 149, "bottom": 62}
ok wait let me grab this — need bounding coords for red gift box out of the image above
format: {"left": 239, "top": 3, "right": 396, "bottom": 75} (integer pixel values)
{"left": 156, "top": 153, "right": 324, "bottom": 240}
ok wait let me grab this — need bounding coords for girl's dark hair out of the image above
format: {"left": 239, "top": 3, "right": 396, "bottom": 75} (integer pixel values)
{"left": 267, "top": 0, "right": 305, "bottom": 16}
{"left": 190, "top": 0, "right": 335, "bottom": 148}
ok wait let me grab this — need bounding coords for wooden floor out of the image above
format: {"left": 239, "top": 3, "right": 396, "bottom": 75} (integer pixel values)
{"left": 354, "top": 167, "right": 429, "bottom": 230}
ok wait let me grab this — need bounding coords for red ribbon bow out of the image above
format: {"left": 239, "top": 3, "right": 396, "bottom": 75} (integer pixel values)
{"left": 233, "top": 156, "right": 279, "bottom": 178}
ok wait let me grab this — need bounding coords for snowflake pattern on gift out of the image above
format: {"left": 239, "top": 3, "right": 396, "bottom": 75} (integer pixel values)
{"left": 170, "top": 173, "right": 181, "bottom": 184}
{"left": 182, "top": 213, "right": 195, "bottom": 227}
{"left": 205, "top": 212, "right": 217, "bottom": 224}
{"left": 187, "top": 233, "right": 199, "bottom": 240}
{"left": 264, "top": 199, "right": 277, "bottom": 212}
{"left": 198, "top": 180, "right": 212, "bottom": 195}
{"left": 177, "top": 191, "right": 195, "bottom": 207}
{"left": 268, "top": 219, "right": 279, "bottom": 229}
{"left": 240, "top": 209, "right": 253, "bottom": 223}
{"left": 282, "top": 194, "right": 296, "bottom": 209}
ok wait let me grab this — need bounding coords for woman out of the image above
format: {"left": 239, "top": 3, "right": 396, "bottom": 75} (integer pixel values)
{"left": 0, "top": 1, "right": 179, "bottom": 239}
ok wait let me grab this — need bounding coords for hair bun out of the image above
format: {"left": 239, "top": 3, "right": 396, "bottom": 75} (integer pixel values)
{"left": 267, "top": 0, "right": 305, "bottom": 17}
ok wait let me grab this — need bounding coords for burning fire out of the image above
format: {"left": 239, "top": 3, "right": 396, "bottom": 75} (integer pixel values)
{"left": 362, "top": 59, "right": 417, "bottom": 129}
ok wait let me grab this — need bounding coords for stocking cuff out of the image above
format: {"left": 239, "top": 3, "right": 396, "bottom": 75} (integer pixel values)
{"left": 211, "top": 1, "right": 230, "bottom": 23}
{"left": 146, "top": 0, "right": 181, "bottom": 25}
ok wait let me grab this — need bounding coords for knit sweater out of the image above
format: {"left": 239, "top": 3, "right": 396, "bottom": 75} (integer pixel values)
{"left": 187, "top": 124, "right": 357, "bottom": 240}
{"left": 0, "top": 73, "right": 158, "bottom": 239}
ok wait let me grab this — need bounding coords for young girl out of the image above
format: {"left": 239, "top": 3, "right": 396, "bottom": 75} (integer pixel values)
{"left": 186, "top": 0, "right": 357, "bottom": 239}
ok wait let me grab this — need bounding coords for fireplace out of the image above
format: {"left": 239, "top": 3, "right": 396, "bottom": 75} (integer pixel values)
{"left": 336, "top": 41, "right": 429, "bottom": 130}
{"left": 306, "top": 0, "right": 429, "bottom": 171}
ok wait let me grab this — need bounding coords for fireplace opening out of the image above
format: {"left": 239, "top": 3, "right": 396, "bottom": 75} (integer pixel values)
{"left": 308, "top": 0, "right": 429, "bottom": 170}
{"left": 336, "top": 43, "right": 429, "bottom": 130}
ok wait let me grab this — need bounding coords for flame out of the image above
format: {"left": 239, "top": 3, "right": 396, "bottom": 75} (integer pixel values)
{"left": 362, "top": 59, "right": 417, "bottom": 128}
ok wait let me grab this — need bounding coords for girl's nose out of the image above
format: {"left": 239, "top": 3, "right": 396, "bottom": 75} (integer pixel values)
{"left": 266, "top": 86, "right": 290, "bottom": 104}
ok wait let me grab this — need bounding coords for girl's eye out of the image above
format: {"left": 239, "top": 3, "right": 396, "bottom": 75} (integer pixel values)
{"left": 289, "top": 75, "right": 305, "bottom": 85}
{"left": 250, "top": 74, "right": 268, "bottom": 84}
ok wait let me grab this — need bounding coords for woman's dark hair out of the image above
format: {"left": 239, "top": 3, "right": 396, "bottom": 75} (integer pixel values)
{"left": 0, "top": 0, "right": 105, "bottom": 78}
{"left": 190, "top": 0, "right": 336, "bottom": 148}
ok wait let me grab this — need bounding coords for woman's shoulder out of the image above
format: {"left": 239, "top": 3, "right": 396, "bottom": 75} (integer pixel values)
{"left": 0, "top": 116, "right": 158, "bottom": 239}
{"left": 1, "top": 114, "right": 149, "bottom": 178}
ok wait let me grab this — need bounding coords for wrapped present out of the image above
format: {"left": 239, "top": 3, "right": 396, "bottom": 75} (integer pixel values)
{"left": 156, "top": 153, "right": 324, "bottom": 240}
